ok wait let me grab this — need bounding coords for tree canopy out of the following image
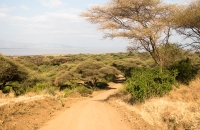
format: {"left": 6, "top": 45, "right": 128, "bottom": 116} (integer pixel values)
{"left": 75, "top": 60, "right": 120, "bottom": 87}
{"left": 0, "top": 55, "right": 28, "bottom": 90}
{"left": 81, "top": 0, "right": 177, "bottom": 71}
{"left": 173, "top": 0, "right": 200, "bottom": 49}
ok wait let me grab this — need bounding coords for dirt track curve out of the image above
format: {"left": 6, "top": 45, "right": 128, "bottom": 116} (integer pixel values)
{"left": 39, "top": 84, "right": 131, "bottom": 130}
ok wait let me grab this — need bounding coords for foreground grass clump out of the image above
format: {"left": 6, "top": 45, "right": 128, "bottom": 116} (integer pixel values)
{"left": 64, "top": 85, "right": 92, "bottom": 97}
{"left": 76, "top": 86, "right": 92, "bottom": 96}
{"left": 120, "top": 79, "right": 200, "bottom": 129}
{"left": 124, "top": 68, "right": 178, "bottom": 102}
{"left": 109, "top": 78, "right": 200, "bottom": 129}
{"left": 64, "top": 88, "right": 73, "bottom": 97}
{"left": 25, "top": 82, "right": 57, "bottom": 96}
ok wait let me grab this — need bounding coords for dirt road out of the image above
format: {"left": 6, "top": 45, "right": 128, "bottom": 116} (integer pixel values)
{"left": 39, "top": 84, "right": 131, "bottom": 130}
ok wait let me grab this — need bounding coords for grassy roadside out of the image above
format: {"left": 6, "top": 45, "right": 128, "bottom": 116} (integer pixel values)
{"left": 108, "top": 78, "right": 200, "bottom": 129}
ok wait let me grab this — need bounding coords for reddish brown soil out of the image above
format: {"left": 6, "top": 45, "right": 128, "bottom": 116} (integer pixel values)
{"left": 0, "top": 83, "right": 156, "bottom": 130}
{"left": 0, "top": 95, "right": 81, "bottom": 130}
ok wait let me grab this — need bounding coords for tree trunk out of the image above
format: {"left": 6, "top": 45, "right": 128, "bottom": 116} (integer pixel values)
{"left": 92, "top": 78, "right": 98, "bottom": 87}
{"left": 149, "top": 51, "right": 163, "bottom": 73}
{"left": 159, "top": 63, "right": 163, "bottom": 73}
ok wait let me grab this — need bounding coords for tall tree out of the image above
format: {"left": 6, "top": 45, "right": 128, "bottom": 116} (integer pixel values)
{"left": 173, "top": 0, "right": 200, "bottom": 50}
{"left": 81, "top": 0, "right": 177, "bottom": 72}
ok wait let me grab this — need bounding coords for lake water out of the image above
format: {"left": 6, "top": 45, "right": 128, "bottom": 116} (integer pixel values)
{"left": 0, "top": 48, "right": 126, "bottom": 56}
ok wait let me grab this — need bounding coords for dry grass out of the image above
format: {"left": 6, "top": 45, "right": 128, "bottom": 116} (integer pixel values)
{"left": 114, "top": 79, "right": 200, "bottom": 130}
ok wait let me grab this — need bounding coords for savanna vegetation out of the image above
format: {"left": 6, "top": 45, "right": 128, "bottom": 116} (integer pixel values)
{"left": 0, "top": 53, "right": 154, "bottom": 97}
{"left": 0, "top": 47, "right": 199, "bottom": 100}
{"left": 1, "top": 0, "right": 200, "bottom": 129}
{"left": 1, "top": 0, "right": 200, "bottom": 103}
{"left": 80, "top": 0, "right": 200, "bottom": 128}
{"left": 80, "top": 0, "right": 200, "bottom": 102}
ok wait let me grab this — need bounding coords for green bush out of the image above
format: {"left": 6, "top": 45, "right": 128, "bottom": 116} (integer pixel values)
{"left": 26, "top": 82, "right": 57, "bottom": 95}
{"left": 16, "top": 87, "right": 25, "bottom": 96}
{"left": 22, "top": 72, "right": 51, "bottom": 89}
{"left": 2, "top": 86, "right": 11, "bottom": 93}
{"left": 170, "top": 58, "right": 198, "bottom": 85}
{"left": 76, "top": 86, "right": 92, "bottom": 97}
{"left": 64, "top": 88, "right": 72, "bottom": 97}
{"left": 124, "top": 68, "right": 178, "bottom": 102}
{"left": 32, "top": 82, "right": 51, "bottom": 93}
{"left": 11, "top": 82, "right": 26, "bottom": 96}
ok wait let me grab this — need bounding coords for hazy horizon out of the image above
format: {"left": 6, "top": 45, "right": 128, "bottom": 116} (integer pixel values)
{"left": 0, "top": 47, "right": 127, "bottom": 56}
{"left": 0, "top": 0, "right": 184, "bottom": 55}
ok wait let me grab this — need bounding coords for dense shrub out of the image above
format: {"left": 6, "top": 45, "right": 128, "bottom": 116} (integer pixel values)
{"left": 2, "top": 86, "right": 11, "bottom": 93}
{"left": 23, "top": 72, "right": 51, "bottom": 87}
{"left": 112, "top": 59, "right": 140, "bottom": 77}
{"left": 75, "top": 60, "right": 120, "bottom": 87}
{"left": 0, "top": 55, "right": 29, "bottom": 96}
{"left": 124, "top": 68, "right": 178, "bottom": 102}
{"left": 25, "top": 82, "right": 57, "bottom": 95}
{"left": 64, "top": 85, "right": 92, "bottom": 97}
{"left": 15, "top": 87, "right": 26, "bottom": 96}
{"left": 170, "top": 58, "right": 198, "bottom": 85}
{"left": 76, "top": 86, "right": 92, "bottom": 97}
{"left": 10, "top": 82, "right": 25, "bottom": 96}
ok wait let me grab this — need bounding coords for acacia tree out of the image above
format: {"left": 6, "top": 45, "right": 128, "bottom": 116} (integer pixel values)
{"left": 75, "top": 60, "right": 120, "bottom": 87}
{"left": 112, "top": 59, "right": 143, "bottom": 77}
{"left": 55, "top": 70, "right": 80, "bottom": 87}
{"left": 81, "top": 0, "right": 177, "bottom": 72}
{"left": 0, "top": 55, "right": 28, "bottom": 90}
{"left": 173, "top": 0, "right": 200, "bottom": 50}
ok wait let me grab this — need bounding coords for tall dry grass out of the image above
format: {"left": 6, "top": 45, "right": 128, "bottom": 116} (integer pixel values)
{"left": 116, "top": 79, "right": 200, "bottom": 129}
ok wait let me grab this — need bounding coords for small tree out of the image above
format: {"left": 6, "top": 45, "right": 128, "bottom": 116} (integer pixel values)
{"left": 0, "top": 55, "right": 28, "bottom": 90}
{"left": 75, "top": 60, "right": 120, "bottom": 87}
{"left": 112, "top": 59, "right": 142, "bottom": 77}
{"left": 81, "top": 0, "right": 178, "bottom": 72}
{"left": 55, "top": 70, "right": 80, "bottom": 87}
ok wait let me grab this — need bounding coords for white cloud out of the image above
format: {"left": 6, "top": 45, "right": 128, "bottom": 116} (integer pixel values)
{"left": 0, "top": 6, "right": 15, "bottom": 13}
{"left": 0, "top": 7, "right": 15, "bottom": 21}
{"left": 0, "top": 4, "right": 102, "bottom": 45}
{"left": 28, "top": 10, "right": 81, "bottom": 26}
{"left": 38, "top": 0, "right": 66, "bottom": 8}
{"left": 0, "top": 13, "right": 6, "bottom": 17}
{"left": 11, "top": 16, "right": 29, "bottom": 23}
{"left": 20, "top": 5, "right": 29, "bottom": 10}
{"left": 26, "top": 10, "right": 85, "bottom": 35}
{"left": 3, "top": 8, "right": 92, "bottom": 38}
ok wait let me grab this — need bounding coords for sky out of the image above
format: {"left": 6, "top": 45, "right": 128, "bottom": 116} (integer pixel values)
{"left": 0, "top": 0, "right": 183, "bottom": 55}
